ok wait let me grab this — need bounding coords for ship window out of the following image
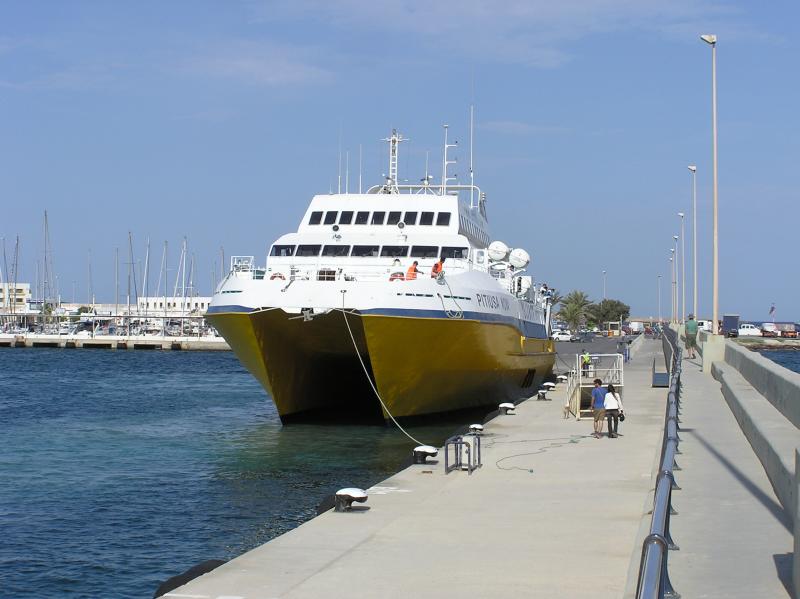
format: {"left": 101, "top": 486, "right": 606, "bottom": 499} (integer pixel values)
{"left": 371, "top": 211, "right": 386, "bottom": 225}
{"left": 296, "top": 244, "right": 322, "bottom": 257}
{"left": 324, "top": 211, "right": 338, "bottom": 225}
{"left": 404, "top": 211, "right": 418, "bottom": 225}
{"left": 436, "top": 212, "right": 451, "bottom": 226}
{"left": 441, "top": 246, "right": 468, "bottom": 259}
{"left": 322, "top": 245, "right": 351, "bottom": 257}
{"left": 352, "top": 245, "right": 380, "bottom": 257}
{"left": 387, "top": 211, "right": 402, "bottom": 225}
{"left": 355, "top": 211, "right": 370, "bottom": 224}
{"left": 270, "top": 244, "right": 296, "bottom": 257}
{"left": 309, "top": 211, "right": 323, "bottom": 225}
{"left": 339, "top": 211, "right": 354, "bottom": 224}
{"left": 380, "top": 245, "right": 409, "bottom": 257}
{"left": 420, "top": 211, "right": 434, "bottom": 225}
{"left": 410, "top": 245, "right": 439, "bottom": 258}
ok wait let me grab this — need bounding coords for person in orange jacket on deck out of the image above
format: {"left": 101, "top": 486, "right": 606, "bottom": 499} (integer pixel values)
{"left": 430, "top": 256, "right": 445, "bottom": 278}
{"left": 406, "top": 261, "right": 420, "bottom": 280}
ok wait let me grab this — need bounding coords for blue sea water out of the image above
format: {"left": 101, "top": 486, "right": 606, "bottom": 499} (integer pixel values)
{"left": 759, "top": 350, "right": 800, "bottom": 374}
{"left": 0, "top": 349, "right": 455, "bottom": 598}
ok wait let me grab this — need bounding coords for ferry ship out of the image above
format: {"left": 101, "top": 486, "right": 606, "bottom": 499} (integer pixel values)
{"left": 207, "top": 128, "right": 555, "bottom": 423}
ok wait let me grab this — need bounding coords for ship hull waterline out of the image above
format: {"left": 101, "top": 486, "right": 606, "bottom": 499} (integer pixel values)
{"left": 207, "top": 308, "right": 555, "bottom": 424}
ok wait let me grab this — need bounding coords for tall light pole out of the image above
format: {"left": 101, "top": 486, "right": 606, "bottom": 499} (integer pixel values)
{"left": 670, "top": 252, "right": 675, "bottom": 324}
{"left": 602, "top": 270, "right": 607, "bottom": 300}
{"left": 678, "top": 212, "right": 686, "bottom": 322}
{"left": 701, "top": 33, "right": 719, "bottom": 334}
{"left": 672, "top": 237, "right": 679, "bottom": 323}
{"left": 657, "top": 274, "right": 662, "bottom": 323}
{"left": 688, "top": 165, "right": 697, "bottom": 319}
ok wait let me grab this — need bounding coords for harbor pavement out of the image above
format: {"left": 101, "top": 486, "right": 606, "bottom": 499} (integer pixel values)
{"left": 166, "top": 339, "right": 670, "bottom": 599}
{"left": 667, "top": 354, "right": 794, "bottom": 598}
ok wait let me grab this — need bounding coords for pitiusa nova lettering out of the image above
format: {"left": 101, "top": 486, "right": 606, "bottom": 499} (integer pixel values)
{"left": 476, "top": 293, "right": 501, "bottom": 310}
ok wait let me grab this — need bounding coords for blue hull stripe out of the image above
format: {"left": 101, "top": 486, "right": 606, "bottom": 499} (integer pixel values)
{"left": 207, "top": 305, "right": 547, "bottom": 339}
{"left": 360, "top": 308, "right": 547, "bottom": 339}
{"left": 207, "top": 305, "right": 255, "bottom": 314}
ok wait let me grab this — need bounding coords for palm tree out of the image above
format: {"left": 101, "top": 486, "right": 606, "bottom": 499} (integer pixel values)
{"left": 559, "top": 290, "right": 593, "bottom": 333}
{"left": 549, "top": 290, "right": 563, "bottom": 308}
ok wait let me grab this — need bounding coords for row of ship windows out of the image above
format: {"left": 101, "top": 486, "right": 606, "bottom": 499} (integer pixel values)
{"left": 270, "top": 244, "right": 469, "bottom": 259}
{"left": 309, "top": 210, "right": 451, "bottom": 227}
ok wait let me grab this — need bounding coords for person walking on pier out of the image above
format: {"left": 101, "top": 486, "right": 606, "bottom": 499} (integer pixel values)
{"left": 603, "top": 383, "right": 624, "bottom": 438}
{"left": 685, "top": 314, "right": 698, "bottom": 359}
{"left": 591, "top": 378, "right": 607, "bottom": 438}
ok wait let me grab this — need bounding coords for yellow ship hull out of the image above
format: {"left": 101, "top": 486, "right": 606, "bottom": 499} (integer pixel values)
{"left": 207, "top": 308, "right": 555, "bottom": 423}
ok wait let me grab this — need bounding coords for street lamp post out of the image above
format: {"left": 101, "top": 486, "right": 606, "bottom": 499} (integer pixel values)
{"left": 603, "top": 270, "right": 607, "bottom": 300}
{"left": 670, "top": 252, "right": 675, "bottom": 324}
{"left": 688, "top": 165, "right": 697, "bottom": 319}
{"left": 678, "top": 212, "right": 686, "bottom": 322}
{"left": 672, "top": 237, "right": 679, "bottom": 323}
{"left": 701, "top": 33, "right": 719, "bottom": 334}
{"left": 657, "top": 274, "right": 662, "bottom": 323}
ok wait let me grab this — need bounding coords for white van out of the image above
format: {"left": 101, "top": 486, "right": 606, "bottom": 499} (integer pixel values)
{"left": 696, "top": 320, "right": 712, "bottom": 332}
{"left": 738, "top": 323, "right": 762, "bottom": 336}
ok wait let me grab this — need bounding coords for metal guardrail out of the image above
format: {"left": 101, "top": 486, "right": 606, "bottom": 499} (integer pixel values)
{"left": 444, "top": 433, "right": 482, "bottom": 475}
{"left": 636, "top": 328, "right": 682, "bottom": 599}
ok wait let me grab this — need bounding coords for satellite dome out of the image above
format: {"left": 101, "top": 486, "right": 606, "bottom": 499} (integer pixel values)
{"left": 487, "top": 241, "right": 509, "bottom": 262}
{"left": 509, "top": 248, "right": 531, "bottom": 269}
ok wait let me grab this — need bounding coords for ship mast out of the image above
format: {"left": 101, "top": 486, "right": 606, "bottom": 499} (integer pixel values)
{"left": 440, "top": 125, "right": 457, "bottom": 196}
{"left": 382, "top": 129, "right": 405, "bottom": 193}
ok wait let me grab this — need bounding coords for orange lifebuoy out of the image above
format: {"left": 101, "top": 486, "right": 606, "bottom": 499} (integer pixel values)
{"left": 270, "top": 272, "right": 286, "bottom": 280}
{"left": 389, "top": 272, "right": 405, "bottom": 281}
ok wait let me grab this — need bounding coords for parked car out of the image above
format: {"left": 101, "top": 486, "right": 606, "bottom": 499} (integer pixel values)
{"left": 551, "top": 330, "right": 573, "bottom": 341}
{"left": 738, "top": 323, "right": 762, "bottom": 337}
{"left": 777, "top": 323, "right": 797, "bottom": 338}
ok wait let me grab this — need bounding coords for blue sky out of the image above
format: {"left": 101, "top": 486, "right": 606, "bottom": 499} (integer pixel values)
{"left": 1, "top": 1, "right": 798, "bottom": 321}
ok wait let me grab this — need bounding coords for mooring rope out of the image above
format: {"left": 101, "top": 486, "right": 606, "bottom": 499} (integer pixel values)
{"left": 338, "top": 303, "right": 427, "bottom": 447}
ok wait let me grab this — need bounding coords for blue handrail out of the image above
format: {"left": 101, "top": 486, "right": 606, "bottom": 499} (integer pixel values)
{"left": 636, "top": 328, "right": 682, "bottom": 599}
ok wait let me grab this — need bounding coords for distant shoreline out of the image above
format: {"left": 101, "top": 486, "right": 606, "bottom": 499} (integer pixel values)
{"left": 737, "top": 338, "right": 800, "bottom": 351}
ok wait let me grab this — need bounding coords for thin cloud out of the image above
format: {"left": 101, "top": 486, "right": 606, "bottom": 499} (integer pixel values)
{"left": 183, "top": 41, "right": 333, "bottom": 87}
{"left": 0, "top": 63, "right": 125, "bottom": 91}
{"left": 246, "top": 0, "right": 757, "bottom": 67}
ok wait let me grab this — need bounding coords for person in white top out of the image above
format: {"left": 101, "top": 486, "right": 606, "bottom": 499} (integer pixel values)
{"left": 603, "top": 383, "right": 624, "bottom": 438}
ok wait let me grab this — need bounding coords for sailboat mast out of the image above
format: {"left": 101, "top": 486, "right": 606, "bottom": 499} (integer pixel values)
{"left": 12, "top": 236, "right": 19, "bottom": 316}
{"left": 126, "top": 234, "right": 132, "bottom": 331}
{"left": 163, "top": 241, "right": 168, "bottom": 334}
{"left": 142, "top": 237, "right": 150, "bottom": 316}
{"left": 115, "top": 247, "right": 119, "bottom": 323}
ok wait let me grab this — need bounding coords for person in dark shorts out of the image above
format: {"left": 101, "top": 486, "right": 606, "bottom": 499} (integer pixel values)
{"left": 685, "top": 314, "right": 698, "bottom": 359}
{"left": 591, "top": 378, "right": 607, "bottom": 438}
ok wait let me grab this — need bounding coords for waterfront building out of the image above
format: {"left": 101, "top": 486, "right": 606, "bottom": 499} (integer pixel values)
{"left": 0, "top": 282, "right": 32, "bottom": 313}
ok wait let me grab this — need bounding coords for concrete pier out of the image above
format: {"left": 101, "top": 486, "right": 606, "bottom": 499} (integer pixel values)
{"left": 162, "top": 339, "right": 663, "bottom": 598}
{"left": 158, "top": 336, "right": 796, "bottom": 598}
{"left": 0, "top": 333, "right": 229, "bottom": 351}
